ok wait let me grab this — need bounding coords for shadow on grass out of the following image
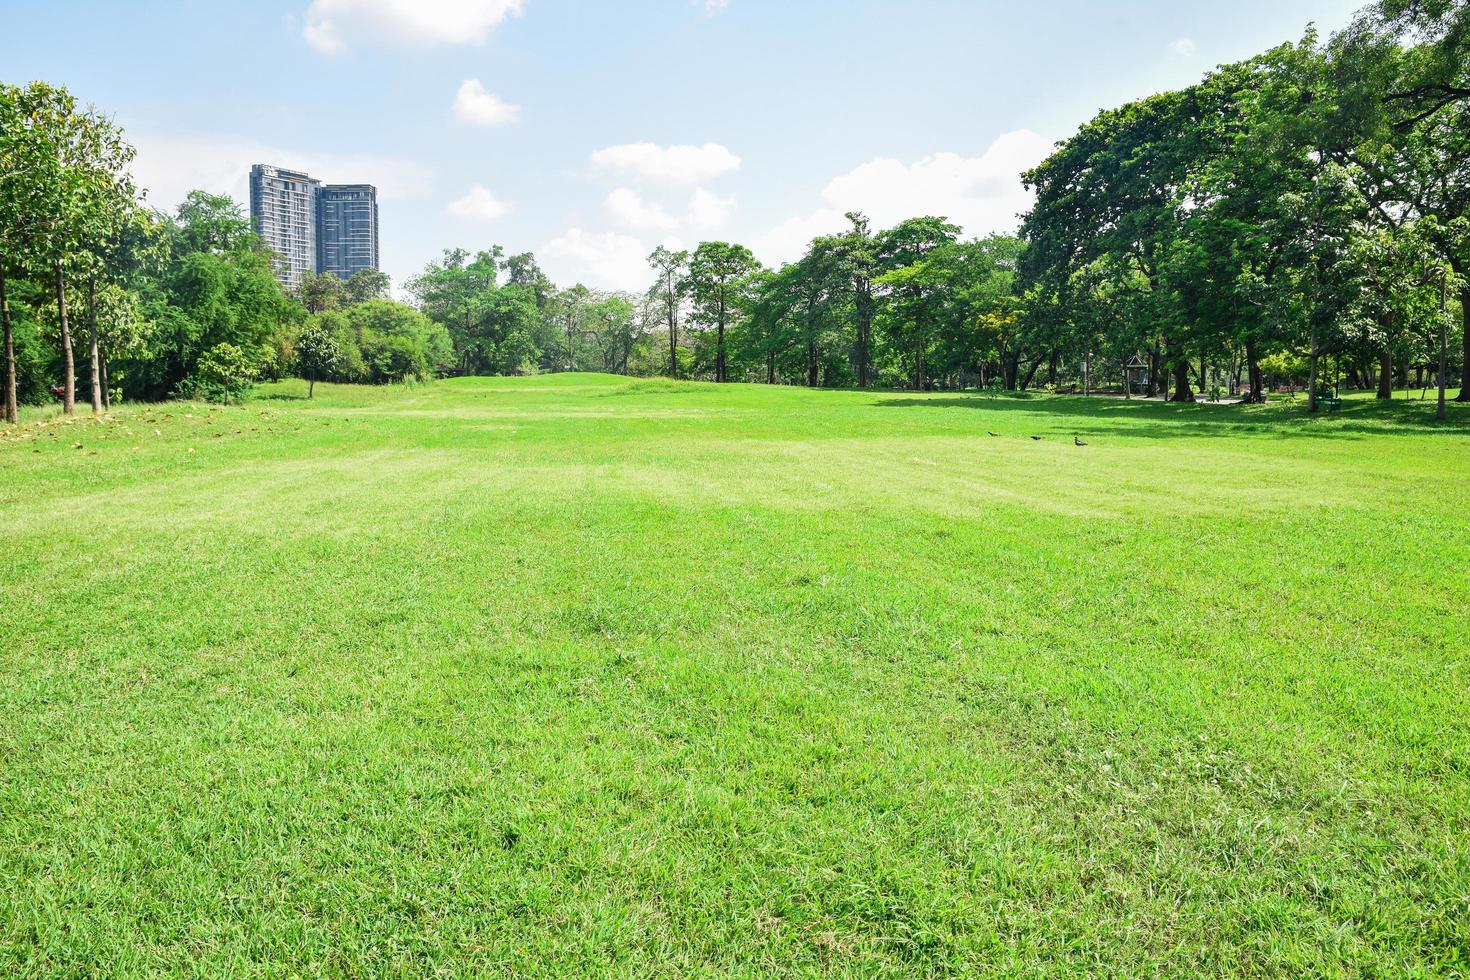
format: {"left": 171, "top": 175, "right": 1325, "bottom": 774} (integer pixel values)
{"left": 873, "top": 392, "right": 1470, "bottom": 440}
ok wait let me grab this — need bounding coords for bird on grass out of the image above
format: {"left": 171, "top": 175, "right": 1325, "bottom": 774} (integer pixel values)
{"left": 988, "top": 431, "right": 1000, "bottom": 437}
{"left": 1030, "top": 435, "right": 1043, "bottom": 441}
{"left": 1075, "top": 437, "right": 1088, "bottom": 447}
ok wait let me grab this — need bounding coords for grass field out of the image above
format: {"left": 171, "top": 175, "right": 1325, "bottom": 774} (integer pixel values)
{"left": 2, "top": 374, "right": 1468, "bottom": 976}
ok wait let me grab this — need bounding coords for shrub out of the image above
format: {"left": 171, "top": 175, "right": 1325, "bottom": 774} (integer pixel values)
{"left": 179, "top": 342, "right": 259, "bottom": 404}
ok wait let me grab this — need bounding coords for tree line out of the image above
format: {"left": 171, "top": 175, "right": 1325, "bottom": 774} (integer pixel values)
{"left": 1018, "top": 0, "right": 1470, "bottom": 415}
{"left": 4, "top": 0, "right": 1465, "bottom": 419}
{"left": 395, "top": 0, "right": 1468, "bottom": 413}
{"left": 397, "top": 223, "right": 1021, "bottom": 392}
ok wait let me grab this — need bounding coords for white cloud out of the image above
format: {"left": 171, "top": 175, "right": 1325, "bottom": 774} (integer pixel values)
{"left": 605, "top": 188, "right": 679, "bottom": 232}
{"left": 590, "top": 142, "right": 741, "bottom": 185}
{"left": 128, "top": 132, "right": 432, "bottom": 212}
{"left": 302, "top": 0, "right": 523, "bottom": 54}
{"left": 756, "top": 129, "right": 1052, "bottom": 265}
{"left": 695, "top": 0, "right": 728, "bottom": 14}
{"left": 604, "top": 186, "right": 735, "bottom": 234}
{"left": 453, "top": 79, "right": 520, "bottom": 126}
{"left": 686, "top": 187, "right": 735, "bottom": 229}
{"left": 539, "top": 228, "right": 653, "bottom": 292}
{"left": 1170, "top": 37, "right": 1198, "bottom": 59}
{"left": 447, "top": 185, "right": 511, "bottom": 221}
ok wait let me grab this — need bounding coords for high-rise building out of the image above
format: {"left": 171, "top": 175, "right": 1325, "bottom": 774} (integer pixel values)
{"left": 249, "top": 165, "right": 319, "bottom": 290}
{"left": 317, "top": 184, "right": 379, "bottom": 281}
{"left": 249, "top": 164, "right": 380, "bottom": 289}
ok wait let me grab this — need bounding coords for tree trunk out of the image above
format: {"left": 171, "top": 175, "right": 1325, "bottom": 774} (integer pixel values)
{"left": 100, "top": 345, "right": 111, "bottom": 411}
{"left": 1377, "top": 347, "right": 1393, "bottom": 399}
{"left": 1020, "top": 357, "right": 1043, "bottom": 391}
{"left": 1245, "top": 339, "right": 1264, "bottom": 404}
{"left": 1171, "top": 350, "right": 1194, "bottom": 403}
{"left": 856, "top": 301, "right": 871, "bottom": 388}
{"left": 309, "top": 376, "right": 316, "bottom": 399}
{"left": 1198, "top": 355, "right": 1208, "bottom": 395}
{"left": 55, "top": 263, "right": 75, "bottom": 415}
{"left": 667, "top": 307, "right": 678, "bottom": 380}
{"left": 1439, "top": 275, "right": 1449, "bottom": 421}
{"left": 807, "top": 339, "right": 819, "bottom": 388}
{"left": 88, "top": 277, "right": 102, "bottom": 413}
{"left": 1308, "top": 326, "right": 1320, "bottom": 414}
{"left": 1457, "top": 273, "right": 1469, "bottom": 403}
{"left": 766, "top": 351, "right": 775, "bottom": 385}
{"left": 1148, "top": 347, "right": 1162, "bottom": 398}
{"left": 2, "top": 270, "right": 16, "bottom": 424}
{"left": 716, "top": 314, "right": 726, "bottom": 384}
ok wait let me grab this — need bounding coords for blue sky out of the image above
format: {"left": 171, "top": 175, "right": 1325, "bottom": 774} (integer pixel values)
{"left": 2, "top": 0, "right": 1366, "bottom": 292}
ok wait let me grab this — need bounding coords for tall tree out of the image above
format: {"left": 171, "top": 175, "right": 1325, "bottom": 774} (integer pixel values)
{"left": 0, "top": 83, "right": 42, "bottom": 423}
{"left": 1362, "top": 0, "right": 1470, "bottom": 130}
{"left": 87, "top": 207, "right": 163, "bottom": 409}
{"left": 647, "top": 246, "right": 688, "bottom": 379}
{"left": 684, "top": 241, "right": 758, "bottom": 382}
{"left": 756, "top": 248, "right": 845, "bottom": 387}
{"left": 1023, "top": 83, "right": 1247, "bottom": 402}
{"left": 1, "top": 84, "right": 131, "bottom": 414}
{"left": 172, "top": 190, "right": 253, "bottom": 255}
{"left": 589, "top": 292, "right": 640, "bottom": 375}
{"left": 812, "top": 213, "right": 880, "bottom": 387}
{"left": 875, "top": 216, "right": 961, "bottom": 389}
{"left": 408, "top": 248, "right": 504, "bottom": 374}
{"left": 77, "top": 181, "right": 142, "bottom": 413}
{"left": 744, "top": 268, "right": 798, "bottom": 385}
{"left": 550, "top": 284, "right": 591, "bottom": 372}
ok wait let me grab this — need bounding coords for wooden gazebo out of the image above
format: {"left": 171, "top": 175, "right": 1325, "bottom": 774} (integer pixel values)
{"left": 1125, "top": 354, "right": 1151, "bottom": 396}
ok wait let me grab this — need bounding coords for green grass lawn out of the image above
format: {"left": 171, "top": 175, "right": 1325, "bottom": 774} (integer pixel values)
{"left": 3, "top": 375, "right": 1468, "bottom": 976}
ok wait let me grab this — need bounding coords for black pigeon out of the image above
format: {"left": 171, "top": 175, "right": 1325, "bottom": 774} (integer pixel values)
{"left": 988, "top": 431, "right": 1000, "bottom": 437}
{"left": 1075, "top": 437, "right": 1088, "bottom": 447}
{"left": 1030, "top": 435, "right": 1043, "bottom": 441}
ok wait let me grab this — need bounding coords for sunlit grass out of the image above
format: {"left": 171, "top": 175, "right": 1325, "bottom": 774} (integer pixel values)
{"left": 2, "top": 375, "right": 1467, "bottom": 975}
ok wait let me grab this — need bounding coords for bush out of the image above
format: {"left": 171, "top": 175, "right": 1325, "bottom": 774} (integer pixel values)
{"left": 364, "top": 333, "right": 426, "bottom": 383}
{"left": 179, "top": 342, "right": 259, "bottom": 404}
{"left": 1259, "top": 351, "right": 1308, "bottom": 388}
